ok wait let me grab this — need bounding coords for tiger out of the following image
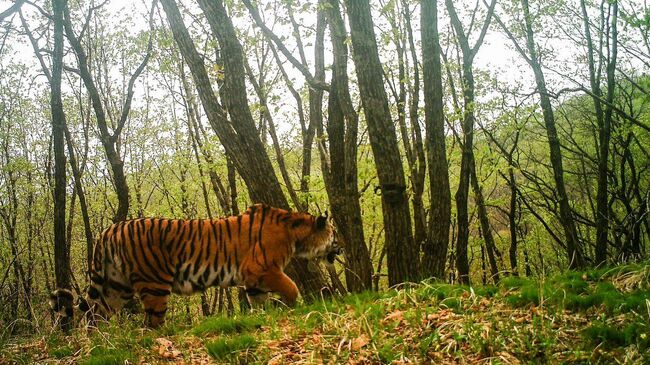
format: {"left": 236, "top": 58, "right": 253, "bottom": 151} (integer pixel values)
{"left": 50, "top": 204, "right": 341, "bottom": 328}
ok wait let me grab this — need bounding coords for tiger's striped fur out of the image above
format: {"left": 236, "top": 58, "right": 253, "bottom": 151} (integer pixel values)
{"left": 53, "top": 204, "right": 337, "bottom": 328}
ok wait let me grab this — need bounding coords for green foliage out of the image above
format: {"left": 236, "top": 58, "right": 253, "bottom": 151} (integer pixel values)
{"left": 204, "top": 334, "right": 258, "bottom": 361}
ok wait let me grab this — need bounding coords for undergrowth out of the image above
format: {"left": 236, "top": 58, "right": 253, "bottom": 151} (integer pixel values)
{"left": 1, "top": 261, "right": 648, "bottom": 364}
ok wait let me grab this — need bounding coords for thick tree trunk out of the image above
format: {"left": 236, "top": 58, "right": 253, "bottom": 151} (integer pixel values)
{"left": 162, "top": 0, "right": 330, "bottom": 298}
{"left": 421, "top": 0, "right": 451, "bottom": 279}
{"left": 324, "top": 0, "right": 373, "bottom": 292}
{"left": 344, "top": 0, "right": 419, "bottom": 285}
{"left": 51, "top": 0, "right": 72, "bottom": 332}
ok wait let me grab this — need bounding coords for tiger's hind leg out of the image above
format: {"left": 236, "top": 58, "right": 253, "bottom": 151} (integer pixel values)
{"left": 245, "top": 287, "right": 270, "bottom": 309}
{"left": 134, "top": 283, "right": 171, "bottom": 328}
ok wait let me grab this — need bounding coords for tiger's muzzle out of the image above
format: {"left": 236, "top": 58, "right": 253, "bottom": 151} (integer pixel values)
{"left": 325, "top": 242, "right": 343, "bottom": 264}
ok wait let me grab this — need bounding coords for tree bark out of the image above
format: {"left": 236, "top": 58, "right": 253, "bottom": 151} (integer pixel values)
{"left": 51, "top": 0, "right": 72, "bottom": 332}
{"left": 520, "top": 0, "right": 585, "bottom": 269}
{"left": 470, "top": 156, "right": 500, "bottom": 283}
{"left": 61, "top": 3, "right": 151, "bottom": 222}
{"left": 344, "top": 0, "right": 419, "bottom": 285}
{"left": 420, "top": 0, "right": 451, "bottom": 280}
{"left": 323, "top": 0, "right": 373, "bottom": 292}
{"left": 594, "top": 1, "right": 617, "bottom": 265}
{"left": 445, "top": 0, "right": 496, "bottom": 284}
{"left": 162, "top": 0, "right": 329, "bottom": 298}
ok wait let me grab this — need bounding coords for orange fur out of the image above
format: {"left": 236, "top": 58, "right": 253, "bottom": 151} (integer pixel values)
{"left": 79, "top": 204, "right": 334, "bottom": 327}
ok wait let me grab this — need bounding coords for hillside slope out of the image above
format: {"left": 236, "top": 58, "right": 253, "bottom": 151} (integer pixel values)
{"left": 3, "top": 262, "right": 649, "bottom": 364}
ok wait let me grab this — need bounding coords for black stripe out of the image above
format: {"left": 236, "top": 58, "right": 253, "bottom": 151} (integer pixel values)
{"left": 171, "top": 221, "right": 182, "bottom": 259}
{"left": 211, "top": 220, "right": 220, "bottom": 272}
{"left": 88, "top": 286, "right": 101, "bottom": 299}
{"left": 225, "top": 218, "right": 232, "bottom": 242}
{"left": 107, "top": 279, "right": 133, "bottom": 294}
{"left": 91, "top": 274, "right": 105, "bottom": 285}
{"left": 258, "top": 205, "right": 268, "bottom": 266}
{"left": 246, "top": 287, "right": 267, "bottom": 296}
{"left": 237, "top": 215, "right": 243, "bottom": 243}
{"left": 134, "top": 222, "right": 171, "bottom": 284}
{"left": 145, "top": 308, "right": 168, "bottom": 317}
{"left": 202, "top": 266, "right": 211, "bottom": 285}
{"left": 143, "top": 219, "right": 166, "bottom": 275}
{"left": 248, "top": 205, "right": 256, "bottom": 245}
{"left": 140, "top": 287, "right": 171, "bottom": 297}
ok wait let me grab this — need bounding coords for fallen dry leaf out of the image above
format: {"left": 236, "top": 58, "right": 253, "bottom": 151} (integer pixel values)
{"left": 351, "top": 334, "right": 370, "bottom": 351}
{"left": 267, "top": 354, "right": 283, "bottom": 365}
{"left": 155, "top": 337, "right": 182, "bottom": 360}
{"left": 385, "top": 310, "right": 404, "bottom": 322}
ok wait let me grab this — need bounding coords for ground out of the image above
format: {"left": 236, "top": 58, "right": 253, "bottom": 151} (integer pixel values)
{"left": 2, "top": 262, "right": 649, "bottom": 364}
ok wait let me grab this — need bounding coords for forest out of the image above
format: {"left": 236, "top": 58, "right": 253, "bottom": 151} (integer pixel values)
{"left": 0, "top": 0, "right": 649, "bottom": 363}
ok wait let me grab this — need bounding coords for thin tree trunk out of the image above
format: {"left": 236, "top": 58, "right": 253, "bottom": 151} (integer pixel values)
{"left": 51, "top": 0, "right": 72, "bottom": 332}
{"left": 520, "top": 0, "right": 585, "bottom": 268}
{"left": 63, "top": 126, "right": 94, "bottom": 276}
{"left": 470, "top": 157, "right": 500, "bottom": 283}
{"left": 61, "top": 3, "right": 151, "bottom": 222}
{"left": 508, "top": 168, "right": 519, "bottom": 275}
{"left": 595, "top": 1, "right": 618, "bottom": 265}
{"left": 445, "top": 0, "right": 496, "bottom": 284}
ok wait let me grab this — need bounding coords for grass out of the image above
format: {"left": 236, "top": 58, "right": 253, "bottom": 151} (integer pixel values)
{"left": 50, "top": 345, "right": 74, "bottom": 359}
{"left": 205, "top": 334, "right": 258, "bottom": 361}
{"left": 81, "top": 346, "right": 132, "bottom": 365}
{"left": 2, "top": 260, "right": 649, "bottom": 364}
{"left": 192, "top": 315, "right": 263, "bottom": 336}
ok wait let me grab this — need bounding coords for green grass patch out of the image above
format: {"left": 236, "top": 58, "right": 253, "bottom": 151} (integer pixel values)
{"left": 584, "top": 322, "right": 650, "bottom": 349}
{"left": 193, "top": 315, "right": 263, "bottom": 336}
{"left": 81, "top": 346, "right": 133, "bottom": 365}
{"left": 205, "top": 334, "right": 258, "bottom": 361}
{"left": 50, "top": 345, "right": 74, "bottom": 359}
{"left": 499, "top": 262, "right": 650, "bottom": 316}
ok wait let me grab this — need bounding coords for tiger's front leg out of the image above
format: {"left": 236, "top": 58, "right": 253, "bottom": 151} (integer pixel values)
{"left": 257, "top": 271, "right": 299, "bottom": 308}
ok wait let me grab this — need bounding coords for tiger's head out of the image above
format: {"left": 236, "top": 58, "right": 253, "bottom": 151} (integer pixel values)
{"left": 290, "top": 211, "right": 341, "bottom": 265}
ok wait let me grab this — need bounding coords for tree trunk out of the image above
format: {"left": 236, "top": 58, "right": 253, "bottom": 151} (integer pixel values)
{"left": 521, "top": 0, "right": 585, "bottom": 269}
{"left": 508, "top": 168, "right": 519, "bottom": 275}
{"left": 63, "top": 126, "right": 94, "bottom": 276}
{"left": 420, "top": 0, "right": 451, "bottom": 279}
{"left": 344, "top": 0, "right": 419, "bottom": 285}
{"left": 51, "top": 0, "right": 72, "bottom": 332}
{"left": 595, "top": 1, "right": 618, "bottom": 265}
{"left": 323, "top": 0, "right": 373, "bottom": 292}
{"left": 61, "top": 3, "right": 151, "bottom": 222}
{"left": 162, "top": 0, "right": 330, "bottom": 298}
{"left": 470, "top": 157, "right": 500, "bottom": 283}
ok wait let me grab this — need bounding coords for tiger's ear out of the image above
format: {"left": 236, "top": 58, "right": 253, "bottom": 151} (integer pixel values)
{"left": 316, "top": 215, "right": 327, "bottom": 230}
